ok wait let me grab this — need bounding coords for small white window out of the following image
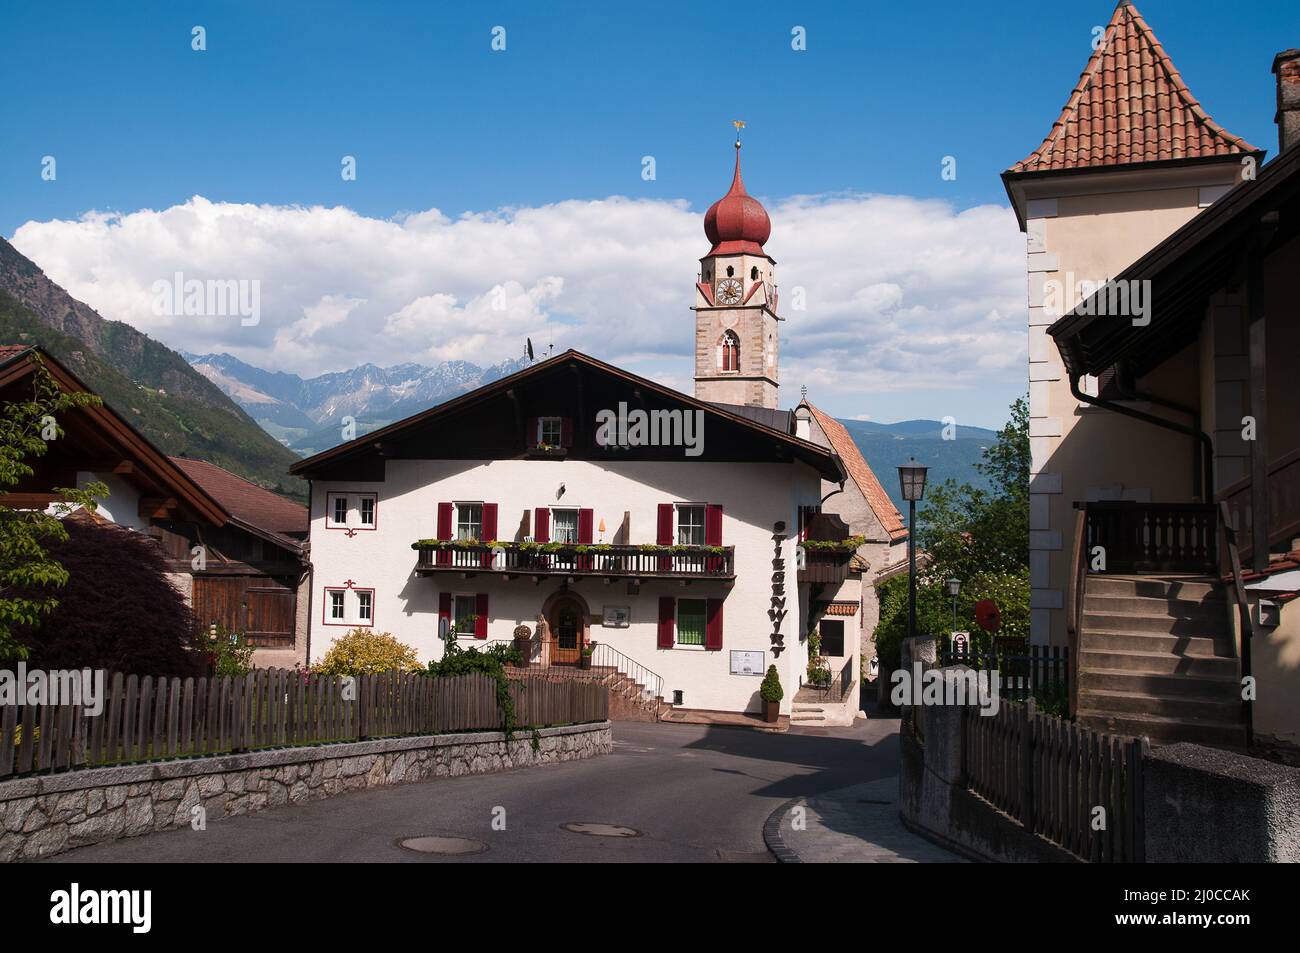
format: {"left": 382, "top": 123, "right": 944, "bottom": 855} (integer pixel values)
{"left": 359, "top": 497, "right": 375, "bottom": 526}
{"left": 551, "top": 508, "right": 579, "bottom": 544}
{"left": 538, "top": 417, "right": 563, "bottom": 447}
{"left": 329, "top": 590, "right": 345, "bottom": 621}
{"left": 453, "top": 594, "right": 478, "bottom": 635}
{"left": 456, "top": 502, "right": 483, "bottom": 541}
{"left": 357, "top": 591, "right": 372, "bottom": 623}
{"left": 677, "top": 504, "right": 706, "bottom": 546}
{"left": 332, "top": 496, "right": 348, "bottom": 525}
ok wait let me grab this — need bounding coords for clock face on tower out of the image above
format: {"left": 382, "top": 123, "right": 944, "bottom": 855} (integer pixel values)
{"left": 715, "top": 277, "right": 743, "bottom": 305}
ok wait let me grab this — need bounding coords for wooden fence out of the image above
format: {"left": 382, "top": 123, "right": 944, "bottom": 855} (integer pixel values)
{"left": 940, "top": 644, "right": 1068, "bottom": 703}
{"left": 0, "top": 669, "right": 607, "bottom": 781}
{"left": 962, "top": 700, "right": 1148, "bottom": 862}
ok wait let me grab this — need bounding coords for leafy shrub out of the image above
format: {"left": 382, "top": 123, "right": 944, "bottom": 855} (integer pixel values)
{"left": 313, "top": 629, "right": 421, "bottom": 676}
{"left": 1033, "top": 680, "right": 1069, "bottom": 718}
{"left": 20, "top": 517, "right": 205, "bottom": 677}
{"left": 426, "top": 641, "right": 517, "bottom": 735}
{"left": 204, "top": 623, "right": 255, "bottom": 676}
{"left": 760, "top": 665, "right": 783, "bottom": 703}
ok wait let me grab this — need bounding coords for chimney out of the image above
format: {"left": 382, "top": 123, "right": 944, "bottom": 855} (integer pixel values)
{"left": 1273, "top": 49, "right": 1300, "bottom": 153}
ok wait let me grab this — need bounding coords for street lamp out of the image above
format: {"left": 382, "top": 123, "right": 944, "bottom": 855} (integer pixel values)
{"left": 897, "top": 458, "right": 929, "bottom": 648}
{"left": 946, "top": 576, "right": 961, "bottom": 637}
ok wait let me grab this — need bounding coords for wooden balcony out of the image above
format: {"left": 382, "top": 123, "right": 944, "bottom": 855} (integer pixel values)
{"left": 1218, "top": 447, "right": 1300, "bottom": 567}
{"left": 797, "top": 511, "right": 859, "bottom": 584}
{"left": 412, "top": 541, "right": 735, "bottom": 580}
{"left": 1082, "top": 501, "right": 1218, "bottom": 574}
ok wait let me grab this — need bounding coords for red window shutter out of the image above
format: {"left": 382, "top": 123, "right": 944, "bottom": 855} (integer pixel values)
{"left": 560, "top": 417, "right": 574, "bottom": 448}
{"left": 526, "top": 417, "right": 539, "bottom": 448}
{"left": 705, "top": 504, "right": 723, "bottom": 545}
{"left": 534, "top": 507, "right": 550, "bottom": 542}
{"left": 656, "top": 503, "right": 673, "bottom": 545}
{"left": 438, "top": 592, "right": 451, "bottom": 637}
{"left": 657, "top": 597, "right": 675, "bottom": 649}
{"left": 705, "top": 504, "right": 723, "bottom": 572}
{"left": 475, "top": 593, "right": 489, "bottom": 639}
{"left": 577, "top": 509, "right": 593, "bottom": 544}
{"left": 436, "top": 502, "right": 453, "bottom": 565}
{"left": 705, "top": 598, "right": 724, "bottom": 651}
{"left": 480, "top": 503, "right": 498, "bottom": 567}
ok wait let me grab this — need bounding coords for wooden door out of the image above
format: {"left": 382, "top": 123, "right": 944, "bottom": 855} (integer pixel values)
{"left": 549, "top": 599, "right": 583, "bottom": 664}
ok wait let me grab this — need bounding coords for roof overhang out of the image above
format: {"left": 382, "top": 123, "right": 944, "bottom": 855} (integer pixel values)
{"left": 0, "top": 347, "right": 230, "bottom": 526}
{"left": 1047, "top": 146, "right": 1300, "bottom": 381}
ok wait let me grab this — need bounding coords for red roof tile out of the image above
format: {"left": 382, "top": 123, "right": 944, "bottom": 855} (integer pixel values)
{"left": 170, "top": 456, "right": 306, "bottom": 546}
{"left": 1007, "top": 1, "right": 1260, "bottom": 175}
{"left": 805, "top": 404, "right": 907, "bottom": 542}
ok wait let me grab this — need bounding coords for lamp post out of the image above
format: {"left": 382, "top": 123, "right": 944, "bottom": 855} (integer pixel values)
{"left": 897, "top": 459, "right": 929, "bottom": 648}
{"left": 946, "top": 576, "right": 961, "bottom": 637}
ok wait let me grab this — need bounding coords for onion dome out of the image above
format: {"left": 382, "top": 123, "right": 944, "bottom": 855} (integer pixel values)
{"left": 703, "top": 142, "right": 772, "bottom": 258}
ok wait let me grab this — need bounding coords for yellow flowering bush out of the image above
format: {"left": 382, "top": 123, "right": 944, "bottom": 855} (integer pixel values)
{"left": 313, "top": 629, "right": 421, "bottom": 676}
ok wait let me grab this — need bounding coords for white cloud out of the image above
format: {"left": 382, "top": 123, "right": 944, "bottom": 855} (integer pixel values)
{"left": 10, "top": 190, "right": 1028, "bottom": 424}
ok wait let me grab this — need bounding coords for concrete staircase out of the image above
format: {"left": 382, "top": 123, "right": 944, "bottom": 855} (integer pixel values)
{"left": 1076, "top": 574, "right": 1244, "bottom": 746}
{"left": 507, "top": 664, "right": 670, "bottom": 722}
{"left": 791, "top": 685, "right": 859, "bottom": 727}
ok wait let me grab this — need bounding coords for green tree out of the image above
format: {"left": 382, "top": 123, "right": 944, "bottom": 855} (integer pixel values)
{"left": 0, "top": 353, "right": 106, "bottom": 660}
{"left": 872, "top": 396, "right": 1030, "bottom": 676}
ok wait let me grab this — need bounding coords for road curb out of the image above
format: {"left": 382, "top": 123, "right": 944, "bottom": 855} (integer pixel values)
{"left": 762, "top": 796, "right": 805, "bottom": 863}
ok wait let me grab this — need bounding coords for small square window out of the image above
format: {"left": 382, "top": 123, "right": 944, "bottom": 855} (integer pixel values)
{"left": 357, "top": 591, "right": 372, "bottom": 623}
{"left": 332, "top": 496, "right": 348, "bottom": 525}
{"left": 677, "top": 599, "right": 706, "bottom": 646}
{"left": 456, "top": 503, "right": 483, "bottom": 541}
{"left": 359, "top": 497, "right": 375, "bottom": 526}
{"left": 677, "top": 505, "right": 705, "bottom": 546}
{"left": 539, "top": 417, "right": 562, "bottom": 447}
{"left": 329, "top": 590, "right": 345, "bottom": 621}
{"left": 453, "top": 594, "right": 478, "bottom": 635}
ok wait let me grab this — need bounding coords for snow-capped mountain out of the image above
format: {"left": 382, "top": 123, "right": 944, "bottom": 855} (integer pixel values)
{"left": 187, "top": 352, "right": 529, "bottom": 453}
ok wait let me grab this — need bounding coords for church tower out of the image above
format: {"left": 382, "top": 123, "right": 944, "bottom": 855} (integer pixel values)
{"left": 693, "top": 136, "right": 781, "bottom": 409}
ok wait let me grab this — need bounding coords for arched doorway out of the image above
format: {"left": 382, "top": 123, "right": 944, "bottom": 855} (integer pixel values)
{"left": 545, "top": 592, "right": 588, "bottom": 665}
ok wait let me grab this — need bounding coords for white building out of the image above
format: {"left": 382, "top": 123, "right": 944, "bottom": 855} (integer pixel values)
{"left": 292, "top": 143, "right": 899, "bottom": 719}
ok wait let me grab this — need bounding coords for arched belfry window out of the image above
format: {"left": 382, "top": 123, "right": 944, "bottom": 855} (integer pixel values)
{"left": 720, "top": 330, "right": 740, "bottom": 372}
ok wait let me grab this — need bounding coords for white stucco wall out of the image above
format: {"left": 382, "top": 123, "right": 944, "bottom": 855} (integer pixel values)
{"left": 308, "top": 458, "right": 823, "bottom": 714}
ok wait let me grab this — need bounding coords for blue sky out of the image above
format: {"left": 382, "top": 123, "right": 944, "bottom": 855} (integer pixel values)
{"left": 2, "top": 0, "right": 1295, "bottom": 428}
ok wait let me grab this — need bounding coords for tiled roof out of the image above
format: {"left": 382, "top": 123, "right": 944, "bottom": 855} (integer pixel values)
{"left": 1224, "top": 549, "right": 1300, "bottom": 594}
{"left": 805, "top": 404, "right": 907, "bottom": 542}
{"left": 1007, "top": 0, "right": 1260, "bottom": 175}
{"left": 169, "top": 456, "right": 306, "bottom": 547}
{"left": 0, "top": 344, "right": 34, "bottom": 363}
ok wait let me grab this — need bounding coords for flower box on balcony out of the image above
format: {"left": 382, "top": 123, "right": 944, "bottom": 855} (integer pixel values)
{"left": 411, "top": 539, "right": 734, "bottom": 579}
{"left": 526, "top": 444, "right": 568, "bottom": 460}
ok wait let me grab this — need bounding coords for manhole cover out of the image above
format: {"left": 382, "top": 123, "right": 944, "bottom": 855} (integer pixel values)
{"left": 560, "top": 822, "right": 642, "bottom": 838}
{"left": 398, "top": 835, "right": 488, "bottom": 855}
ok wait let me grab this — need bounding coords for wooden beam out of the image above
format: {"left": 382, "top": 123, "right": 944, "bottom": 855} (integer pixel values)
{"left": 0, "top": 492, "right": 67, "bottom": 509}
{"left": 138, "top": 496, "right": 177, "bottom": 519}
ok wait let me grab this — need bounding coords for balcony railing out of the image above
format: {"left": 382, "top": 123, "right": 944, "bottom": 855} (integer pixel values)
{"left": 1082, "top": 501, "right": 1218, "bottom": 575}
{"left": 412, "top": 541, "right": 735, "bottom": 579}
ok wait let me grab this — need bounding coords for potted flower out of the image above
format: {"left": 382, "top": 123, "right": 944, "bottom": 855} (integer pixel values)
{"left": 759, "top": 665, "right": 783, "bottom": 723}
{"left": 512, "top": 624, "right": 533, "bottom": 667}
{"left": 580, "top": 642, "right": 595, "bottom": 670}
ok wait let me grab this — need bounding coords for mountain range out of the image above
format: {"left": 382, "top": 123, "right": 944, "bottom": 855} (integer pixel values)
{"left": 185, "top": 352, "right": 530, "bottom": 454}
{"left": 0, "top": 237, "right": 304, "bottom": 495}
{"left": 836, "top": 418, "right": 998, "bottom": 514}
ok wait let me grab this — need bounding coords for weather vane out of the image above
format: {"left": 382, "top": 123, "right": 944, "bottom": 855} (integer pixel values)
{"left": 733, "top": 119, "right": 745, "bottom": 148}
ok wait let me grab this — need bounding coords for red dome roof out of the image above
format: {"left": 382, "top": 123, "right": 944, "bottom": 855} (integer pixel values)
{"left": 704, "top": 146, "right": 771, "bottom": 258}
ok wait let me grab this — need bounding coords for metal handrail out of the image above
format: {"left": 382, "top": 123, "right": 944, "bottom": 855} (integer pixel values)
{"left": 486, "top": 637, "right": 665, "bottom": 720}
{"left": 1218, "top": 501, "right": 1254, "bottom": 746}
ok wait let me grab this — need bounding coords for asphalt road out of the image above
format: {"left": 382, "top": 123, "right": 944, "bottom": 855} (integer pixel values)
{"left": 46, "top": 716, "right": 901, "bottom": 863}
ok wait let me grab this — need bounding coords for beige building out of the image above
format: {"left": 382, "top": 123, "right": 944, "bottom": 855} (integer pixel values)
{"left": 1004, "top": 0, "right": 1300, "bottom": 748}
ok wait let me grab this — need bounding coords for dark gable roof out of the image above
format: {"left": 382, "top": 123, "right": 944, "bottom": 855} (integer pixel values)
{"left": 707, "top": 401, "right": 794, "bottom": 435}
{"left": 1049, "top": 143, "right": 1300, "bottom": 378}
{"left": 0, "top": 344, "right": 228, "bottom": 526}
{"left": 170, "top": 456, "right": 306, "bottom": 550}
{"left": 290, "top": 349, "right": 846, "bottom": 482}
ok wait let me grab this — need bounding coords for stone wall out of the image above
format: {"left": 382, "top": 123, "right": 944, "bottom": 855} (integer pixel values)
{"left": 0, "top": 721, "right": 611, "bottom": 862}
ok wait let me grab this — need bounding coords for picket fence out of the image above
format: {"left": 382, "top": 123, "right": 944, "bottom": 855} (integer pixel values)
{"left": 962, "top": 699, "right": 1148, "bottom": 862}
{"left": 0, "top": 669, "right": 607, "bottom": 780}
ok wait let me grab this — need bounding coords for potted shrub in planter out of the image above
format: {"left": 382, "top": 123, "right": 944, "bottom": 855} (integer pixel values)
{"left": 580, "top": 642, "right": 595, "bottom": 670}
{"left": 512, "top": 624, "right": 533, "bottom": 667}
{"left": 760, "top": 665, "right": 783, "bottom": 723}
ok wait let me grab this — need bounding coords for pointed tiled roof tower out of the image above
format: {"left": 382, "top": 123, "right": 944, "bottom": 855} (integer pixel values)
{"left": 1006, "top": 0, "right": 1261, "bottom": 179}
